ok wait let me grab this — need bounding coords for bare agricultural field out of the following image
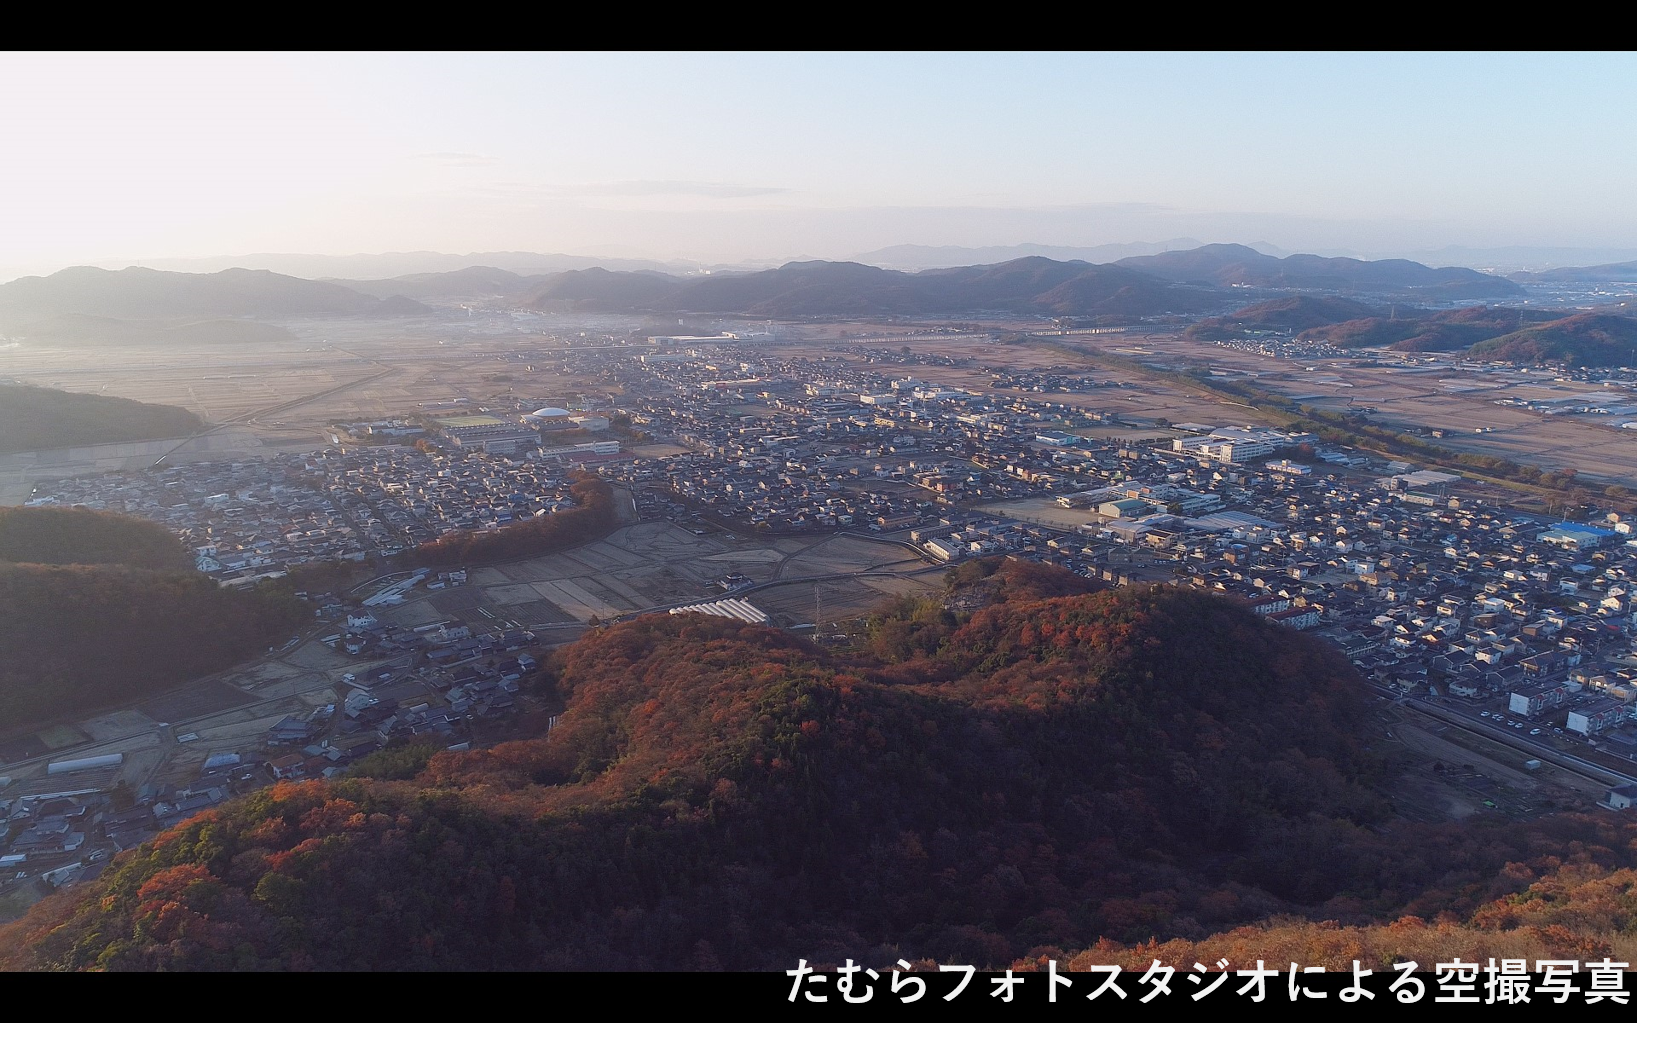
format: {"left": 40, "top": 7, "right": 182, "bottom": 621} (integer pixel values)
{"left": 704, "top": 547, "right": 788, "bottom": 567}
{"left": 620, "top": 563, "right": 732, "bottom": 604}
{"left": 282, "top": 638, "right": 358, "bottom": 672}
{"left": 585, "top": 571, "right": 661, "bottom": 611}
{"left": 377, "top": 600, "right": 451, "bottom": 628}
{"left": 1380, "top": 710, "right": 1608, "bottom": 822}
{"left": 482, "top": 582, "right": 544, "bottom": 605}
{"left": 0, "top": 317, "right": 628, "bottom": 488}
{"left": 138, "top": 678, "right": 254, "bottom": 724}
{"left": 798, "top": 332, "right": 1272, "bottom": 430}
{"left": 858, "top": 573, "right": 943, "bottom": 597}
{"left": 79, "top": 709, "right": 157, "bottom": 743}
{"left": 479, "top": 560, "right": 563, "bottom": 584}
{"left": 494, "top": 600, "right": 574, "bottom": 626}
{"left": 779, "top": 534, "right": 921, "bottom": 580}
{"left": 33, "top": 724, "right": 90, "bottom": 749}
{"left": 1038, "top": 337, "right": 1637, "bottom": 484}
{"left": 979, "top": 496, "right": 1107, "bottom": 532}
{"left": 564, "top": 543, "right": 646, "bottom": 573}
{"left": 1430, "top": 420, "right": 1635, "bottom": 484}
{"left": 369, "top": 521, "right": 941, "bottom": 632}
{"left": 183, "top": 710, "right": 306, "bottom": 747}
{"left": 530, "top": 578, "right": 629, "bottom": 620}
{"left": 752, "top": 573, "right": 943, "bottom": 627}
{"left": 242, "top": 670, "right": 331, "bottom": 701}
{"left": 223, "top": 660, "right": 311, "bottom": 692}
{"left": 0, "top": 736, "right": 50, "bottom": 765}
{"left": 629, "top": 443, "right": 695, "bottom": 460}
{"left": 0, "top": 339, "right": 369, "bottom": 418}
{"left": 1302, "top": 372, "right": 1635, "bottom": 484}
{"left": 0, "top": 336, "right": 392, "bottom": 500}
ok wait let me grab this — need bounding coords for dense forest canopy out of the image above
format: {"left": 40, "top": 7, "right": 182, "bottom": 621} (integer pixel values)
{"left": 0, "top": 385, "right": 202, "bottom": 454}
{"left": 399, "top": 474, "right": 617, "bottom": 568}
{"left": 1466, "top": 313, "right": 1637, "bottom": 367}
{"left": 0, "top": 563, "right": 1633, "bottom": 971}
{"left": 0, "top": 505, "right": 192, "bottom": 570}
{"left": 0, "top": 508, "right": 307, "bottom": 732}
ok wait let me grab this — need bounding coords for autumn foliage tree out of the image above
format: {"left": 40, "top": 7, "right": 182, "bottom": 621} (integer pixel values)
{"left": 0, "top": 562, "right": 1635, "bottom": 971}
{"left": 399, "top": 474, "right": 617, "bottom": 568}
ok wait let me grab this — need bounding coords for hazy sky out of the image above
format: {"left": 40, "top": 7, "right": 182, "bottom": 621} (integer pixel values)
{"left": 0, "top": 51, "right": 1638, "bottom": 276}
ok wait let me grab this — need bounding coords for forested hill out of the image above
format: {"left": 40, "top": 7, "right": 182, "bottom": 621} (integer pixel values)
{"left": 0, "top": 508, "right": 307, "bottom": 732}
{"left": 524, "top": 257, "right": 1217, "bottom": 318}
{"left": 0, "top": 563, "right": 1633, "bottom": 971}
{"left": 1466, "top": 312, "right": 1637, "bottom": 367}
{"left": 1116, "top": 243, "right": 1519, "bottom": 300}
{"left": 0, "top": 266, "right": 387, "bottom": 325}
{"left": 0, "top": 385, "right": 202, "bottom": 454}
{"left": 0, "top": 505, "right": 191, "bottom": 570}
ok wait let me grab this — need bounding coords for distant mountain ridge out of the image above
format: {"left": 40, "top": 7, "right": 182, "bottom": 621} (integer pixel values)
{"left": 0, "top": 267, "right": 388, "bottom": 327}
{"left": 522, "top": 256, "right": 1220, "bottom": 318}
{"left": 57, "top": 244, "right": 1631, "bottom": 288}
{"left": 522, "top": 268, "right": 687, "bottom": 312}
{"left": 127, "top": 250, "right": 705, "bottom": 281}
{"left": 1117, "top": 243, "right": 1519, "bottom": 300}
{"left": 515, "top": 247, "right": 1524, "bottom": 318}
{"left": 1508, "top": 261, "right": 1637, "bottom": 284}
{"left": 0, "top": 245, "right": 1542, "bottom": 330}
{"left": 327, "top": 266, "right": 547, "bottom": 301}
{"left": 846, "top": 238, "right": 1227, "bottom": 270}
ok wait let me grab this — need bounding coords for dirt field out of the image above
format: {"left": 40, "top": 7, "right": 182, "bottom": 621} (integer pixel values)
{"left": 980, "top": 496, "right": 1109, "bottom": 532}
{"left": 752, "top": 571, "right": 944, "bottom": 626}
{"left": 137, "top": 678, "right": 252, "bottom": 723}
{"left": 778, "top": 534, "right": 920, "bottom": 578}
{"left": 1043, "top": 335, "right": 1636, "bottom": 485}
{"left": 1377, "top": 705, "right": 1607, "bottom": 823}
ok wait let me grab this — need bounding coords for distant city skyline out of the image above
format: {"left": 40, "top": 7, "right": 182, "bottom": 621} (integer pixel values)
{"left": 0, "top": 51, "right": 1638, "bottom": 280}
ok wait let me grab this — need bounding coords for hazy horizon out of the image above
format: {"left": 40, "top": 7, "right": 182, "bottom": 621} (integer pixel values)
{"left": 0, "top": 52, "right": 1637, "bottom": 282}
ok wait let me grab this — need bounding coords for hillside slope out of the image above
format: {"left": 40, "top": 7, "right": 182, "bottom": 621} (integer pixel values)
{"left": 1467, "top": 312, "right": 1637, "bottom": 367}
{"left": 0, "top": 385, "right": 203, "bottom": 454}
{"left": 0, "top": 565, "right": 1632, "bottom": 971}
{"left": 0, "top": 509, "right": 307, "bottom": 731}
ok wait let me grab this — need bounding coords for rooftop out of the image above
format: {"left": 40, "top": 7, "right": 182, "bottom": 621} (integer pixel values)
{"left": 434, "top": 415, "right": 514, "bottom": 429}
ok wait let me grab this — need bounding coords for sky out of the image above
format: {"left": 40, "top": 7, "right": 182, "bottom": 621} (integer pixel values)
{"left": 0, "top": 51, "right": 1639, "bottom": 278}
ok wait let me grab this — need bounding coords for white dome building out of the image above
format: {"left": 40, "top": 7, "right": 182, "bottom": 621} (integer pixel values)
{"left": 521, "top": 406, "right": 573, "bottom": 426}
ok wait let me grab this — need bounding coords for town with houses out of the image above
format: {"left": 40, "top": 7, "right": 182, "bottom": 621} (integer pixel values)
{"left": 1, "top": 333, "right": 1639, "bottom": 901}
